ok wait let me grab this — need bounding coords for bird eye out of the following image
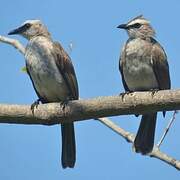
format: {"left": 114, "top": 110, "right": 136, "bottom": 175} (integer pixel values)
{"left": 132, "top": 23, "right": 141, "bottom": 28}
{"left": 25, "top": 23, "right": 31, "bottom": 28}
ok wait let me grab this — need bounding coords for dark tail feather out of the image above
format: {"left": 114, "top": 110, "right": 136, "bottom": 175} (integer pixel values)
{"left": 134, "top": 113, "right": 157, "bottom": 154}
{"left": 61, "top": 122, "right": 76, "bottom": 168}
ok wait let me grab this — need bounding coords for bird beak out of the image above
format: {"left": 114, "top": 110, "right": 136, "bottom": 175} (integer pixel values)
{"left": 117, "top": 24, "right": 127, "bottom": 29}
{"left": 8, "top": 25, "right": 26, "bottom": 35}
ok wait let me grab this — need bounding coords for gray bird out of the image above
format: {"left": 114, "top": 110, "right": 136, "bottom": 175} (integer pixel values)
{"left": 117, "top": 15, "right": 171, "bottom": 154}
{"left": 8, "top": 20, "right": 79, "bottom": 168}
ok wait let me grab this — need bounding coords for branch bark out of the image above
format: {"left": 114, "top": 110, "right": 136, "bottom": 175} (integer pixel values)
{"left": 0, "top": 35, "right": 25, "bottom": 54}
{"left": 0, "top": 90, "right": 179, "bottom": 124}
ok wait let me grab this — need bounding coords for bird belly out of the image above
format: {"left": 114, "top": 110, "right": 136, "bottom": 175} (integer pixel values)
{"left": 31, "top": 70, "right": 69, "bottom": 102}
{"left": 123, "top": 57, "right": 158, "bottom": 91}
{"left": 25, "top": 41, "right": 69, "bottom": 102}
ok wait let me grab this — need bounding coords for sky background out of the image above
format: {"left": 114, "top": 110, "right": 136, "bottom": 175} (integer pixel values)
{"left": 0, "top": 0, "right": 180, "bottom": 179}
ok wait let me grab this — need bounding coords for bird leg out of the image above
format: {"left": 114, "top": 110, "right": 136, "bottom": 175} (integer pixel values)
{"left": 31, "top": 98, "right": 41, "bottom": 114}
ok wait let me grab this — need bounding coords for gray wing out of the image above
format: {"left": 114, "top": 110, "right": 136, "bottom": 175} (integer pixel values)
{"left": 151, "top": 39, "right": 171, "bottom": 90}
{"left": 119, "top": 43, "right": 130, "bottom": 92}
{"left": 26, "top": 65, "right": 48, "bottom": 103}
{"left": 53, "top": 42, "right": 79, "bottom": 100}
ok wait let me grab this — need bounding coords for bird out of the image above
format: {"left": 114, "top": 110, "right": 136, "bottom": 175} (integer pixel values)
{"left": 8, "top": 20, "right": 79, "bottom": 168}
{"left": 117, "top": 15, "right": 171, "bottom": 154}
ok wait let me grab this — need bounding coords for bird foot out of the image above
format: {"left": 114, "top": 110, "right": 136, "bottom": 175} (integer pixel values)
{"left": 119, "top": 91, "right": 132, "bottom": 101}
{"left": 150, "top": 89, "right": 159, "bottom": 97}
{"left": 60, "top": 100, "right": 71, "bottom": 118}
{"left": 31, "top": 99, "right": 41, "bottom": 114}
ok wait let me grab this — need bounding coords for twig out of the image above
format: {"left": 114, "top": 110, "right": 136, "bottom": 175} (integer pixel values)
{"left": 0, "top": 35, "right": 25, "bottom": 54}
{"left": 95, "top": 117, "right": 135, "bottom": 142}
{"left": 157, "top": 110, "right": 178, "bottom": 148}
{"left": 97, "top": 117, "right": 180, "bottom": 170}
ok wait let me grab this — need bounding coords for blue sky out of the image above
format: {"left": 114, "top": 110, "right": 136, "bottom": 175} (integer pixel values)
{"left": 0, "top": 0, "right": 180, "bottom": 179}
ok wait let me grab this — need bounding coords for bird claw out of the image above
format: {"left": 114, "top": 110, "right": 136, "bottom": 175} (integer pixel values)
{"left": 119, "top": 91, "right": 132, "bottom": 101}
{"left": 60, "top": 100, "right": 69, "bottom": 111}
{"left": 31, "top": 99, "right": 41, "bottom": 114}
{"left": 150, "top": 89, "right": 159, "bottom": 97}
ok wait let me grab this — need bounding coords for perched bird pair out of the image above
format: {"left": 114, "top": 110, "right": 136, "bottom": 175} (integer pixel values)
{"left": 8, "top": 15, "right": 171, "bottom": 167}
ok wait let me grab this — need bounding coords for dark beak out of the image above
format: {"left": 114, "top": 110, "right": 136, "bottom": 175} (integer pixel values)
{"left": 8, "top": 25, "right": 26, "bottom": 35}
{"left": 117, "top": 24, "right": 127, "bottom": 29}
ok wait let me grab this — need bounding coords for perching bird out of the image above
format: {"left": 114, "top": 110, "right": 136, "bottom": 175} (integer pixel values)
{"left": 117, "top": 15, "right": 171, "bottom": 154}
{"left": 8, "top": 20, "right": 79, "bottom": 168}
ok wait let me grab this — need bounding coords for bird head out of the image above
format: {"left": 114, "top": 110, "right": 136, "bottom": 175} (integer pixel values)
{"left": 117, "top": 15, "right": 155, "bottom": 39}
{"left": 8, "top": 20, "right": 50, "bottom": 40}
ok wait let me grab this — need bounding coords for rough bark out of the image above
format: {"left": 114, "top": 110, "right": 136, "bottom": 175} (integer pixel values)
{"left": 0, "top": 90, "right": 179, "bottom": 124}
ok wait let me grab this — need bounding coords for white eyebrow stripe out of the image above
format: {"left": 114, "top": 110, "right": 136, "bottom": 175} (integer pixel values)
{"left": 128, "top": 19, "right": 150, "bottom": 26}
{"left": 22, "top": 20, "right": 41, "bottom": 25}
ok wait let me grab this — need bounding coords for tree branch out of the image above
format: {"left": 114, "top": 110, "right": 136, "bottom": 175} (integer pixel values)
{"left": 0, "top": 35, "right": 25, "bottom": 54}
{"left": 0, "top": 90, "right": 179, "bottom": 125}
{"left": 97, "top": 117, "right": 180, "bottom": 170}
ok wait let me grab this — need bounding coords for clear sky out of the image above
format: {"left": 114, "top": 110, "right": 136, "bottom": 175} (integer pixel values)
{"left": 0, "top": 0, "right": 180, "bottom": 179}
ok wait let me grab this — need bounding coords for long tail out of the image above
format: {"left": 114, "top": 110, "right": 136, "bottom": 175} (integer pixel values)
{"left": 134, "top": 113, "right": 157, "bottom": 154}
{"left": 61, "top": 122, "right": 76, "bottom": 168}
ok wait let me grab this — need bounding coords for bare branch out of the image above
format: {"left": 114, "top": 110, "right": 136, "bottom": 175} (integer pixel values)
{"left": 0, "top": 90, "right": 180, "bottom": 125}
{"left": 0, "top": 35, "right": 25, "bottom": 54}
{"left": 157, "top": 110, "right": 178, "bottom": 148}
{"left": 97, "top": 117, "right": 180, "bottom": 170}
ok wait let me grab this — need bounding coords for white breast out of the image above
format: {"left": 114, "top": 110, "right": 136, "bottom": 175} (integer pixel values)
{"left": 25, "top": 36, "right": 69, "bottom": 102}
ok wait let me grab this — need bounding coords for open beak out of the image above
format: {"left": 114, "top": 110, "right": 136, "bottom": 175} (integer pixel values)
{"left": 117, "top": 24, "right": 127, "bottom": 29}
